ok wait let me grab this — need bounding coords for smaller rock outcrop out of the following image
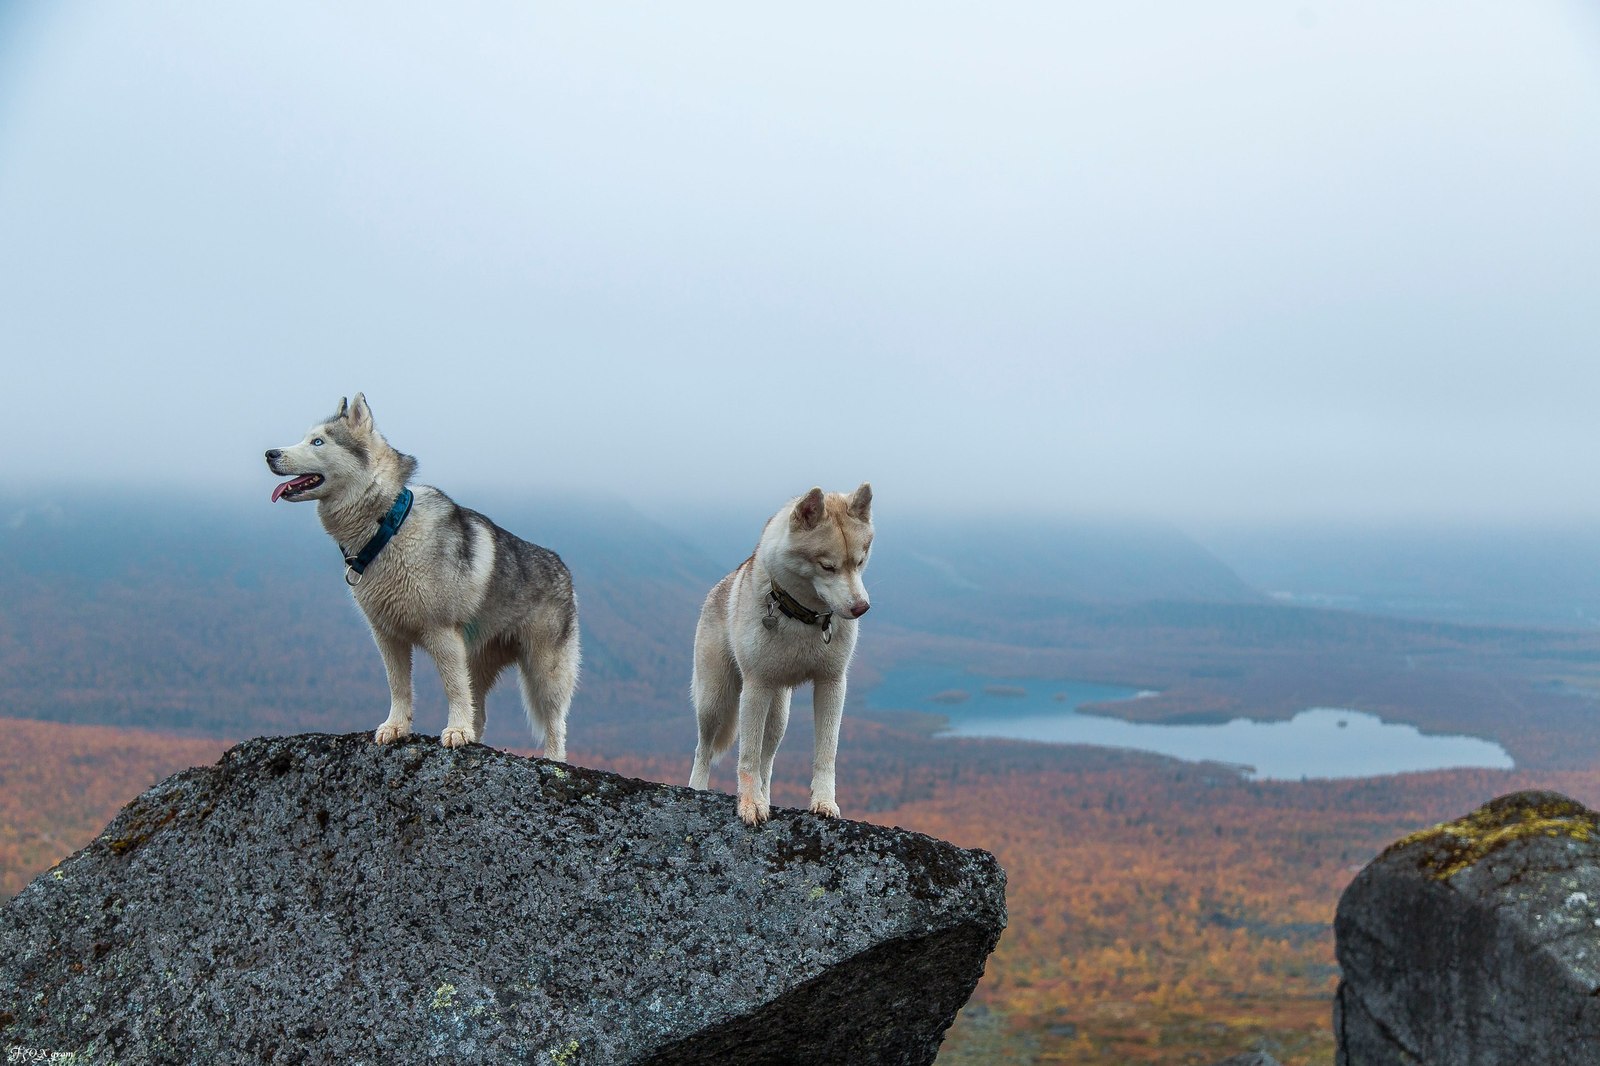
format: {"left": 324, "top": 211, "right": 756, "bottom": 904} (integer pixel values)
{"left": 0, "top": 733, "right": 1005, "bottom": 1064}
{"left": 1335, "top": 790, "right": 1600, "bottom": 1065}
{"left": 1209, "top": 1054, "right": 1282, "bottom": 1066}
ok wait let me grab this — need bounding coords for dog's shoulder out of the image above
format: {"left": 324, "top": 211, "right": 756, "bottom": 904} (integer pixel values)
{"left": 408, "top": 486, "right": 494, "bottom": 539}
{"left": 403, "top": 484, "right": 458, "bottom": 520}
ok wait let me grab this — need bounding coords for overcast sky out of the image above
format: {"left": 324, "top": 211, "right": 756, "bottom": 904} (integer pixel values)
{"left": 2, "top": 2, "right": 1597, "bottom": 524}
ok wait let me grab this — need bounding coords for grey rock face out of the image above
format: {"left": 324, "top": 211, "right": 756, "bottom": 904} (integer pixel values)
{"left": 0, "top": 733, "right": 1005, "bottom": 1064}
{"left": 1207, "top": 1054, "right": 1282, "bottom": 1066}
{"left": 1334, "top": 790, "right": 1600, "bottom": 1065}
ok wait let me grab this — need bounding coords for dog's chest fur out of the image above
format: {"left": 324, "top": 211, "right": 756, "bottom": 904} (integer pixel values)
{"left": 336, "top": 494, "right": 497, "bottom": 640}
{"left": 722, "top": 570, "right": 857, "bottom": 689}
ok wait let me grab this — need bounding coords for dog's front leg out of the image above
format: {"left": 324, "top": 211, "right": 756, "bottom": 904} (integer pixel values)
{"left": 809, "top": 677, "right": 846, "bottom": 818}
{"left": 422, "top": 629, "right": 477, "bottom": 748}
{"left": 735, "top": 682, "right": 777, "bottom": 825}
{"left": 372, "top": 630, "right": 415, "bottom": 744}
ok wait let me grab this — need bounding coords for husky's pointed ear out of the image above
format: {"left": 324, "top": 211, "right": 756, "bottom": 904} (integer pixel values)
{"left": 792, "top": 487, "right": 826, "bottom": 530}
{"left": 848, "top": 482, "right": 873, "bottom": 522}
{"left": 348, "top": 392, "right": 373, "bottom": 434}
{"left": 335, "top": 396, "right": 349, "bottom": 420}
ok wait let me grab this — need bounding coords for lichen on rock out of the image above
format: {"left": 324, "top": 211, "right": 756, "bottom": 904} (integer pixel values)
{"left": 1386, "top": 789, "right": 1599, "bottom": 881}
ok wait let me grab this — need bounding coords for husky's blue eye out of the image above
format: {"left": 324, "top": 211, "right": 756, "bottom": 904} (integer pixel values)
{"left": 312, "top": 438, "right": 324, "bottom": 446}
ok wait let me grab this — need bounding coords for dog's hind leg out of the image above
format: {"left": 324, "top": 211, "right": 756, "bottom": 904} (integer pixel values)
{"left": 372, "top": 629, "right": 415, "bottom": 744}
{"left": 689, "top": 648, "right": 740, "bottom": 790}
{"left": 518, "top": 631, "right": 579, "bottom": 764}
{"left": 421, "top": 628, "right": 477, "bottom": 749}
{"left": 757, "top": 689, "right": 792, "bottom": 810}
{"left": 468, "top": 650, "right": 508, "bottom": 744}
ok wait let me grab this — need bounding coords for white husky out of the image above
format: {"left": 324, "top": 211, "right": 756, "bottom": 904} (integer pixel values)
{"left": 265, "top": 394, "right": 580, "bottom": 756}
{"left": 689, "top": 484, "right": 873, "bottom": 825}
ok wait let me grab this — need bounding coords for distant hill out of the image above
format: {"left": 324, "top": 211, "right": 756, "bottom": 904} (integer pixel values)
{"left": 874, "top": 514, "right": 1263, "bottom": 619}
{"left": 1199, "top": 524, "right": 1600, "bottom": 631}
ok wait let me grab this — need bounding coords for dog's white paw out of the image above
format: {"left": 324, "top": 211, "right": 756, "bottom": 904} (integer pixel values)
{"left": 738, "top": 793, "right": 771, "bottom": 826}
{"left": 810, "top": 799, "right": 841, "bottom": 819}
{"left": 736, "top": 771, "right": 770, "bottom": 825}
{"left": 373, "top": 721, "right": 410, "bottom": 744}
{"left": 440, "top": 727, "right": 473, "bottom": 749}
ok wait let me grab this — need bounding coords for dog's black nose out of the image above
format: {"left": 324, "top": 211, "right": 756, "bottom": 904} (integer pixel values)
{"left": 265, "top": 449, "right": 281, "bottom": 461}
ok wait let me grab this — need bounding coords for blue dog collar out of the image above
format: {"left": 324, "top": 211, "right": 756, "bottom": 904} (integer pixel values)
{"left": 343, "top": 488, "right": 413, "bottom": 586}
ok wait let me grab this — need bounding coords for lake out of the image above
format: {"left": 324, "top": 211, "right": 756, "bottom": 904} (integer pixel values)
{"left": 862, "top": 665, "right": 1514, "bottom": 780}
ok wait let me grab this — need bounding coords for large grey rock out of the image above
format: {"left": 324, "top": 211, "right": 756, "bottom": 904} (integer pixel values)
{"left": 1334, "top": 790, "right": 1600, "bottom": 1065}
{"left": 0, "top": 733, "right": 1005, "bottom": 1064}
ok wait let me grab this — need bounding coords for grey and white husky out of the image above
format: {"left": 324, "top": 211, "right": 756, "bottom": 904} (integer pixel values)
{"left": 689, "top": 484, "right": 873, "bottom": 825}
{"left": 265, "top": 393, "right": 579, "bottom": 756}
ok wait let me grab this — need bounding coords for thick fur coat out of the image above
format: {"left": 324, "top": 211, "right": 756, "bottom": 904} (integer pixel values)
{"left": 689, "top": 484, "right": 873, "bottom": 824}
{"left": 266, "top": 394, "right": 580, "bottom": 756}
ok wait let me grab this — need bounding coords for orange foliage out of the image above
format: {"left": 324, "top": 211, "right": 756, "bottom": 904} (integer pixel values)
{"left": 0, "top": 717, "right": 229, "bottom": 899}
{"left": 854, "top": 757, "right": 1600, "bottom": 1065}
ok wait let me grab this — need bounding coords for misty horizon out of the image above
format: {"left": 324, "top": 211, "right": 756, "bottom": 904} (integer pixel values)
{"left": 9, "top": 482, "right": 1600, "bottom": 635}
{"left": 13, "top": 476, "right": 1600, "bottom": 535}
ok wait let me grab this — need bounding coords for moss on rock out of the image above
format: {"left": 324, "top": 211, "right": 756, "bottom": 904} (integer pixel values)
{"left": 1386, "top": 790, "right": 1598, "bottom": 881}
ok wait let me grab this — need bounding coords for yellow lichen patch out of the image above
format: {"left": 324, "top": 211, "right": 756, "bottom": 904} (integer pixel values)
{"left": 1388, "top": 792, "right": 1599, "bottom": 881}
{"left": 100, "top": 803, "right": 184, "bottom": 856}
{"left": 431, "top": 982, "right": 458, "bottom": 1011}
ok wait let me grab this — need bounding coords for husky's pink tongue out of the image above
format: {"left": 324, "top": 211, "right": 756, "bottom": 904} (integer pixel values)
{"left": 271, "top": 475, "right": 316, "bottom": 503}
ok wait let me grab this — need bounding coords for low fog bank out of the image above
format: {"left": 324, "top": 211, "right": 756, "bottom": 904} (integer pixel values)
{"left": 7, "top": 489, "right": 1600, "bottom": 632}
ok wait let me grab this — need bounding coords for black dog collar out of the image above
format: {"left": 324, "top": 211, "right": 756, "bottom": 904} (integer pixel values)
{"left": 767, "top": 582, "right": 835, "bottom": 643}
